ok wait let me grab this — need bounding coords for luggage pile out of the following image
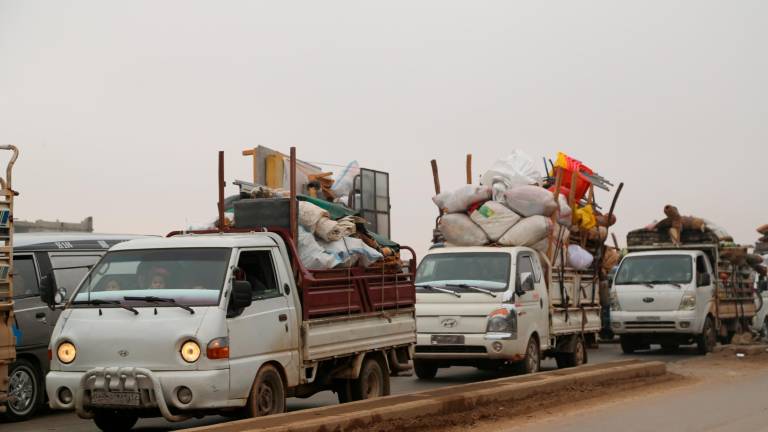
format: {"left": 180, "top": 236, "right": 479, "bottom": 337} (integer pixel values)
{"left": 754, "top": 224, "right": 768, "bottom": 276}
{"left": 431, "top": 151, "right": 621, "bottom": 274}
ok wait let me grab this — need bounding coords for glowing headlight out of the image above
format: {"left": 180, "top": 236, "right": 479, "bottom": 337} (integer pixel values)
{"left": 678, "top": 293, "right": 696, "bottom": 311}
{"left": 57, "top": 342, "right": 77, "bottom": 364}
{"left": 180, "top": 340, "right": 201, "bottom": 363}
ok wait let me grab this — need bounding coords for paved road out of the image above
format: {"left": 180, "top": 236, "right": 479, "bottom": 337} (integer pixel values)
{"left": 0, "top": 343, "right": 699, "bottom": 432}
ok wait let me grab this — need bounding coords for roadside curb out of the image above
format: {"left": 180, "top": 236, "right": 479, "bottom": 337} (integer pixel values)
{"left": 184, "top": 360, "right": 666, "bottom": 432}
{"left": 717, "top": 344, "right": 768, "bottom": 356}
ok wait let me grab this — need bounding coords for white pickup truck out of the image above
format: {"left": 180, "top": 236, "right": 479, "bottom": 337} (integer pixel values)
{"left": 42, "top": 231, "right": 416, "bottom": 432}
{"left": 413, "top": 246, "right": 600, "bottom": 378}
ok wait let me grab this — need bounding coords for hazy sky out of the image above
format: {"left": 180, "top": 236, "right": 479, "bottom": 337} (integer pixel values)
{"left": 1, "top": 1, "right": 766, "bottom": 259}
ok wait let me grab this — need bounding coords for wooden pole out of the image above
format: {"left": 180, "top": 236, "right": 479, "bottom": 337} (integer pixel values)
{"left": 466, "top": 154, "right": 472, "bottom": 184}
{"left": 546, "top": 167, "right": 564, "bottom": 262}
{"left": 290, "top": 147, "right": 298, "bottom": 245}
{"left": 218, "top": 151, "right": 225, "bottom": 232}
{"left": 430, "top": 159, "right": 441, "bottom": 195}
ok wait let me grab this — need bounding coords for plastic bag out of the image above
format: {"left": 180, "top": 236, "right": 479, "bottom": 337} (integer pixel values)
{"left": 480, "top": 150, "right": 542, "bottom": 199}
{"left": 504, "top": 185, "right": 557, "bottom": 217}
{"left": 438, "top": 214, "right": 488, "bottom": 246}
{"left": 331, "top": 161, "right": 360, "bottom": 198}
{"left": 299, "top": 201, "right": 329, "bottom": 232}
{"left": 432, "top": 185, "right": 492, "bottom": 214}
{"left": 498, "top": 215, "right": 553, "bottom": 247}
{"left": 470, "top": 201, "right": 522, "bottom": 242}
{"left": 298, "top": 226, "right": 342, "bottom": 270}
{"left": 574, "top": 205, "right": 597, "bottom": 230}
{"left": 319, "top": 237, "right": 384, "bottom": 268}
{"left": 567, "top": 244, "right": 594, "bottom": 270}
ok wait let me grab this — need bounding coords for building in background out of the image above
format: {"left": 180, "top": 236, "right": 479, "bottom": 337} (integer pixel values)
{"left": 15, "top": 217, "right": 93, "bottom": 233}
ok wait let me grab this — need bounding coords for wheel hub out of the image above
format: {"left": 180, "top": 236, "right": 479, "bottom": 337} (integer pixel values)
{"left": 8, "top": 368, "right": 34, "bottom": 414}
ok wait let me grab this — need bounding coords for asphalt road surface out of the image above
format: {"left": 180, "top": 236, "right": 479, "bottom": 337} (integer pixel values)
{"left": 0, "top": 343, "right": 699, "bottom": 432}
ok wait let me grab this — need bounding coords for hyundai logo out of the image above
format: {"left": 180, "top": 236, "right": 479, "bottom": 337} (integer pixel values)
{"left": 642, "top": 297, "right": 655, "bottom": 303}
{"left": 440, "top": 318, "right": 458, "bottom": 328}
{"left": 118, "top": 350, "right": 129, "bottom": 357}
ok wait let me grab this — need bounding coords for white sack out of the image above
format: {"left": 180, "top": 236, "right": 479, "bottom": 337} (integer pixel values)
{"left": 498, "top": 215, "right": 553, "bottom": 247}
{"left": 504, "top": 185, "right": 557, "bottom": 217}
{"left": 298, "top": 226, "right": 341, "bottom": 270}
{"left": 438, "top": 213, "right": 489, "bottom": 246}
{"left": 567, "top": 244, "right": 594, "bottom": 270}
{"left": 557, "top": 195, "right": 572, "bottom": 226}
{"left": 336, "top": 216, "right": 358, "bottom": 238}
{"left": 470, "top": 201, "right": 522, "bottom": 242}
{"left": 432, "top": 185, "right": 492, "bottom": 214}
{"left": 299, "top": 201, "right": 329, "bottom": 232}
{"left": 530, "top": 238, "right": 550, "bottom": 254}
{"left": 481, "top": 150, "right": 542, "bottom": 201}
{"left": 316, "top": 217, "right": 343, "bottom": 242}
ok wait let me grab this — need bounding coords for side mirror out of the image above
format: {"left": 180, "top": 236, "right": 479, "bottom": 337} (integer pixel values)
{"left": 230, "top": 280, "right": 253, "bottom": 311}
{"left": 516, "top": 272, "right": 534, "bottom": 296}
{"left": 697, "top": 273, "right": 711, "bottom": 287}
{"left": 40, "top": 274, "right": 56, "bottom": 309}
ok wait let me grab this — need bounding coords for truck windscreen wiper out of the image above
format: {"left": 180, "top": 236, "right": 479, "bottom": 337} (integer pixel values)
{"left": 416, "top": 284, "right": 461, "bottom": 298}
{"left": 72, "top": 299, "right": 139, "bottom": 315}
{"left": 445, "top": 284, "right": 497, "bottom": 298}
{"left": 123, "top": 296, "right": 195, "bottom": 314}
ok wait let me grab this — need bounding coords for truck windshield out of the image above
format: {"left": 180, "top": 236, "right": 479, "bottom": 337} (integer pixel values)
{"left": 416, "top": 252, "right": 510, "bottom": 291}
{"left": 614, "top": 255, "right": 693, "bottom": 285}
{"left": 71, "top": 248, "right": 231, "bottom": 307}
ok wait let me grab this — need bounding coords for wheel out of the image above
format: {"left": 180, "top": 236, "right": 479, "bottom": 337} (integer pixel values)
{"left": 3, "top": 359, "right": 44, "bottom": 421}
{"left": 92, "top": 410, "right": 139, "bottom": 432}
{"left": 661, "top": 344, "right": 679, "bottom": 352}
{"left": 245, "top": 365, "right": 286, "bottom": 417}
{"left": 555, "top": 336, "right": 587, "bottom": 369}
{"left": 619, "top": 335, "right": 636, "bottom": 354}
{"left": 513, "top": 336, "right": 540, "bottom": 374}
{"left": 414, "top": 360, "right": 438, "bottom": 380}
{"left": 350, "top": 357, "right": 390, "bottom": 401}
{"left": 697, "top": 316, "right": 716, "bottom": 355}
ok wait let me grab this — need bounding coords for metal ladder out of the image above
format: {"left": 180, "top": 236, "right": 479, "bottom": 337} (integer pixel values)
{"left": 0, "top": 145, "right": 19, "bottom": 412}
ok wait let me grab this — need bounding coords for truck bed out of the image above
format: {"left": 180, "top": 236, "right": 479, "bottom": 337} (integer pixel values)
{"left": 302, "top": 309, "right": 416, "bottom": 361}
{"left": 551, "top": 306, "right": 602, "bottom": 335}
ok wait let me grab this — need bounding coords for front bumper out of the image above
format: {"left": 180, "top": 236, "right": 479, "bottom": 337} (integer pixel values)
{"left": 414, "top": 333, "right": 525, "bottom": 361}
{"left": 47, "top": 367, "right": 234, "bottom": 422}
{"left": 611, "top": 310, "right": 702, "bottom": 335}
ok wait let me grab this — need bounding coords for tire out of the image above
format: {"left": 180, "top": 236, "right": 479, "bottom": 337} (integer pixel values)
{"left": 3, "top": 359, "right": 44, "bottom": 421}
{"left": 413, "top": 360, "right": 438, "bottom": 380}
{"left": 619, "top": 335, "right": 636, "bottom": 354}
{"left": 92, "top": 410, "right": 139, "bottom": 432}
{"left": 697, "top": 316, "right": 716, "bottom": 355}
{"left": 555, "top": 336, "right": 587, "bottom": 369}
{"left": 350, "top": 358, "right": 390, "bottom": 401}
{"left": 245, "top": 365, "right": 286, "bottom": 417}
{"left": 514, "top": 336, "right": 540, "bottom": 375}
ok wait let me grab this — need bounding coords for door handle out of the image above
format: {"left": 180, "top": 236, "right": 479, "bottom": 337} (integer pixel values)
{"left": 540, "top": 298, "right": 543, "bottom": 309}
{"left": 278, "top": 314, "right": 288, "bottom": 322}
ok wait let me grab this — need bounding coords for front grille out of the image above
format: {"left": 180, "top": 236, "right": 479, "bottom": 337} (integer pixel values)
{"left": 416, "top": 345, "right": 487, "bottom": 354}
{"left": 625, "top": 321, "right": 676, "bottom": 329}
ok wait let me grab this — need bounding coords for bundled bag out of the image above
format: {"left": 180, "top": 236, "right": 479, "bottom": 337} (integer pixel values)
{"left": 721, "top": 247, "right": 748, "bottom": 266}
{"left": 602, "top": 247, "right": 620, "bottom": 274}
{"left": 433, "top": 185, "right": 492, "bottom": 214}
{"left": 747, "top": 254, "right": 764, "bottom": 267}
{"left": 336, "top": 216, "right": 358, "bottom": 238}
{"left": 470, "top": 201, "right": 522, "bottom": 242}
{"left": 315, "top": 217, "right": 343, "bottom": 242}
{"left": 573, "top": 205, "right": 597, "bottom": 230}
{"left": 319, "top": 237, "right": 384, "bottom": 268}
{"left": 557, "top": 195, "right": 572, "bottom": 226}
{"left": 504, "top": 185, "right": 557, "bottom": 217}
{"left": 758, "top": 224, "right": 768, "bottom": 235}
{"left": 299, "top": 201, "right": 329, "bottom": 232}
{"left": 298, "top": 227, "right": 342, "bottom": 270}
{"left": 439, "top": 213, "right": 489, "bottom": 246}
{"left": 480, "top": 150, "right": 542, "bottom": 201}
{"left": 567, "top": 244, "right": 594, "bottom": 270}
{"left": 498, "top": 215, "right": 553, "bottom": 247}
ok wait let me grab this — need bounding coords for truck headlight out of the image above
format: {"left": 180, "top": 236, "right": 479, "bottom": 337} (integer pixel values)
{"left": 57, "top": 341, "right": 77, "bottom": 364}
{"left": 610, "top": 291, "right": 621, "bottom": 311}
{"left": 678, "top": 293, "right": 696, "bottom": 311}
{"left": 485, "top": 308, "right": 517, "bottom": 339}
{"left": 180, "top": 340, "right": 201, "bottom": 363}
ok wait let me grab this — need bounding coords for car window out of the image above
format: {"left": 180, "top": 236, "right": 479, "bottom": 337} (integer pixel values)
{"left": 236, "top": 250, "right": 280, "bottom": 300}
{"left": 50, "top": 254, "right": 102, "bottom": 295}
{"left": 12, "top": 256, "right": 39, "bottom": 298}
{"left": 517, "top": 255, "right": 535, "bottom": 291}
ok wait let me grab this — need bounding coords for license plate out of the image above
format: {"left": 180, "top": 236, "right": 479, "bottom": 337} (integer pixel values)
{"left": 91, "top": 390, "right": 140, "bottom": 407}
{"left": 637, "top": 316, "right": 661, "bottom": 321}
{"left": 431, "top": 335, "right": 465, "bottom": 345}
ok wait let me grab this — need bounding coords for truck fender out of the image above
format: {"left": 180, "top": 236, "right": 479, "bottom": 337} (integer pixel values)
{"left": 331, "top": 352, "right": 367, "bottom": 380}
{"left": 555, "top": 334, "right": 578, "bottom": 353}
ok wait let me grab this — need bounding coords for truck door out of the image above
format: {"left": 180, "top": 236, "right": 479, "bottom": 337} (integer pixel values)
{"left": 695, "top": 254, "right": 715, "bottom": 325}
{"left": 227, "top": 248, "right": 295, "bottom": 400}
{"left": 11, "top": 255, "right": 44, "bottom": 353}
{"left": 515, "top": 253, "right": 547, "bottom": 346}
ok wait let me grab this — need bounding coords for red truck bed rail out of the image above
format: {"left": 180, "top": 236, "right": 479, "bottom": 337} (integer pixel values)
{"left": 167, "top": 227, "right": 417, "bottom": 321}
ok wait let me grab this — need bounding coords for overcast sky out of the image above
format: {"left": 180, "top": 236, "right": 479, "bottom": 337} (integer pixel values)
{"left": 1, "top": 1, "right": 766, "bottom": 259}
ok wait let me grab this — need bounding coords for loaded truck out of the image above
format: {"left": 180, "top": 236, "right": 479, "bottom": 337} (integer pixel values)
{"left": 43, "top": 150, "right": 417, "bottom": 432}
{"left": 413, "top": 245, "right": 600, "bottom": 377}
{"left": 611, "top": 228, "right": 756, "bottom": 354}
{"left": 0, "top": 145, "right": 18, "bottom": 416}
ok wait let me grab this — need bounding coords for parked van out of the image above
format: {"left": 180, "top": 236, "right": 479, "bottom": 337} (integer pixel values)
{"left": 6, "top": 233, "right": 146, "bottom": 421}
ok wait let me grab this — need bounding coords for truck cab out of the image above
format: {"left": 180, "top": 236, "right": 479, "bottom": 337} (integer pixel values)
{"left": 610, "top": 250, "right": 717, "bottom": 354}
{"left": 414, "top": 246, "right": 595, "bottom": 378}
